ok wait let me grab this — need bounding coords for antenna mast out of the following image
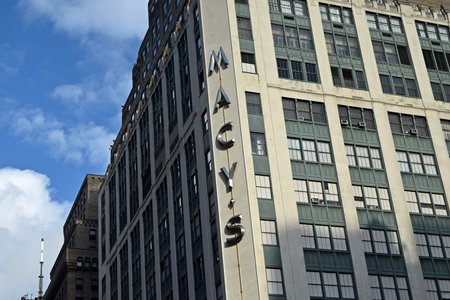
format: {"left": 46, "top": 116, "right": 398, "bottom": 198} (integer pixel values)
{"left": 38, "top": 238, "right": 44, "bottom": 299}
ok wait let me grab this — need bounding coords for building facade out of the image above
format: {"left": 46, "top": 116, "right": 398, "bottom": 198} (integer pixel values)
{"left": 43, "top": 175, "right": 104, "bottom": 300}
{"left": 99, "top": 0, "right": 450, "bottom": 299}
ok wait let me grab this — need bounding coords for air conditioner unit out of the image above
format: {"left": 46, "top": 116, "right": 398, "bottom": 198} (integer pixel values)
{"left": 358, "top": 121, "right": 367, "bottom": 128}
{"left": 340, "top": 119, "right": 349, "bottom": 126}
{"left": 410, "top": 128, "right": 418, "bottom": 135}
{"left": 311, "top": 197, "right": 320, "bottom": 204}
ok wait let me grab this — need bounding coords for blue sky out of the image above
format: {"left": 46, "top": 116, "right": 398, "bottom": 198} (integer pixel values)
{"left": 0, "top": 0, "right": 147, "bottom": 297}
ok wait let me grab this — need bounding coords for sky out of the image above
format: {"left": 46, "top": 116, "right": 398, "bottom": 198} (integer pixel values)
{"left": 0, "top": 0, "right": 148, "bottom": 298}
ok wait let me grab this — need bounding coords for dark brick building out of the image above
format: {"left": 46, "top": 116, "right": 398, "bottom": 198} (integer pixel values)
{"left": 43, "top": 174, "right": 104, "bottom": 300}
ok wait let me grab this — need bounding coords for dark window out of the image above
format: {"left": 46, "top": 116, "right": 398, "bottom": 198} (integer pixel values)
{"left": 422, "top": 49, "right": 435, "bottom": 69}
{"left": 392, "top": 77, "right": 405, "bottom": 95}
{"left": 380, "top": 75, "right": 392, "bottom": 93}
{"left": 397, "top": 45, "right": 410, "bottom": 65}
{"left": 282, "top": 98, "right": 327, "bottom": 123}
{"left": 435, "top": 51, "right": 448, "bottom": 71}
{"left": 76, "top": 278, "right": 83, "bottom": 290}
{"left": 277, "top": 58, "right": 289, "bottom": 78}
{"left": 291, "top": 61, "right": 303, "bottom": 80}
{"left": 305, "top": 63, "right": 318, "bottom": 82}
{"left": 331, "top": 67, "right": 341, "bottom": 86}
{"left": 388, "top": 112, "right": 430, "bottom": 137}
{"left": 342, "top": 69, "right": 355, "bottom": 88}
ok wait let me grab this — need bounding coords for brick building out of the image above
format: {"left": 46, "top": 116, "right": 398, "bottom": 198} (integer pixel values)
{"left": 43, "top": 175, "right": 104, "bottom": 300}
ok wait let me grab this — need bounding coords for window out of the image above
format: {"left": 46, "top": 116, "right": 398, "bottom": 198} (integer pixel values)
{"left": 298, "top": 29, "right": 313, "bottom": 50}
{"left": 405, "top": 191, "right": 448, "bottom": 216}
{"left": 345, "top": 145, "right": 382, "bottom": 169}
{"left": 414, "top": 233, "right": 449, "bottom": 258}
{"left": 277, "top": 58, "right": 289, "bottom": 78}
{"left": 77, "top": 257, "right": 83, "bottom": 270}
{"left": 431, "top": 82, "right": 450, "bottom": 102}
{"left": 353, "top": 185, "right": 391, "bottom": 210}
{"left": 202, "top": 110, "right": 209, "bottom": 134}
{"left": 441, "top": 119, "right": 450, "bottom": 141}
{"left": 261, "top": 220, "right": 278, "bottom": 245}
{"left": 272, "top": 24, "right": 286, "bottom": 47}
{"left": 291, "top": 61, "right": 303, "bottom": 80}
{"left": 361, "top": 228, "right": 400, "bottom": 254}
{"left": 251, "top": 132, "right": 267, "bottom": 155}
{"left": 388, "top": 113, "right": 430, "bottom": 136}
{"left": 241, "top": 52, "right": 256, "bottom": 73}
{"left": 293, "top": 179, "right": 340, "bottom": 205}
{"left": 288, "top": 138, "right": 331, "bottom": 163}
{"left": 282, "top": 98, "right": 326, "bottom": 123}
{"left": 331, "top": 67, "right": 366, "bottom": 90}
{"left": 285, "top": 26, "right": 299, "bottom": 48}
{"left": 326, "top": 34, "right": 360, "bottom": 58}
{"left": 266, "top": 268, "right": 284, "bottom": 295}
{"left": 255, "top": 175, "right": 272, "bottom": 199}
{"left": 307, "top": 271, "right": 355, "bottom": 299}
{"left": 76, "top": 278, "right": 83, "bottom": 290}
{"left": 425, "top": 278, "right": 450, "bottom": 300}
{"left": 246, "top": 92, "right": 262, "bottom": 114}
{"left": 370, "top": 275, "right": 410, "bottom": 300}
{"left": 417, "top": 21, "right": 450, "bottom": 41}
{"left": 89, "top": 229, "right": 97, "bottom": 241}
{"left": 396, "top": 151, "right": 437, "bottom": 175}
{"left": 373, "top": 42, "right": 410, "bottom": 66}
{"left": 320, "top": 4, "right": 353, "bottom": 25}
{"left": 300, "top": 224, "right": 348, "bottom": 251}
{"left": 205, "top": 150, "right": 212, "bottom": 173}
{"left": 367, "top": 13, "right": 403, "bottom": 33}
{"left": 338, "top": 106, "right": 375, "bottom": 129}
{"left": 237, "top": 17, "right": 252, "bottom": 40}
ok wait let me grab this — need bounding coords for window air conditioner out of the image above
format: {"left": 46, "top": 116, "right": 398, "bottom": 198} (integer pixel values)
{"left": 340, "top": 119, "right": 349, "bottom": 126}
{"left": 358, "top": 121, "right": 366, "bottom": 128}
{"left": 410, "top": 128, "right": 418, "bottom": 135}
{"left": 311, "top": 197, "right": 320, "bottom": 204}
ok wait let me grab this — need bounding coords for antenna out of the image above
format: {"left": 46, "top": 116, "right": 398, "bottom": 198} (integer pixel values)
{"left": 38, "top": 238, "right": 44, "bottom": 299}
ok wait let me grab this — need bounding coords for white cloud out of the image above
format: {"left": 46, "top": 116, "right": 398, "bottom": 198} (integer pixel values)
{"left": 0, "top": 168, "right": 70, "bottom": 299}
{"left": 20, "top": 0, "right": 148, "bottom": 40}
{"left": 7, "top": 107, "right": 115, "bottom": 169}
{"left": 0, "top": 43, "right": 25, "bottom": 77}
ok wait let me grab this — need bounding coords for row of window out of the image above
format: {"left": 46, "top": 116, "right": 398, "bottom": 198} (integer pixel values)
{"left": 353, "top": 185, "right": 391, "bottom": 211}
{"left": 287, "top": 138, "right": 332, "bottom": 163}
{"left": 379, "top": 75, "right": 419, "bottom": 98}
{"left": 415, "top": 233, "right": 450, "bottom": 258}
{"left": 331, "top": 67, "right": 367, "bottom": 90}
{"left": 276, "top": 59, "right": 319, "bottom": 82}
{"left": 431, "top": 81, "right": 450, "bottom": 102}
{"left": 268, "top": 0, "right": 307, "bottom": 17}
{"left": 307, "top": 271, "right": 355, "bottom": 299}
{"left": 346, "top": 144, "right": 382, "bottom": 169}
{"left": 77, "top": 257, "right": 98, "bottom": 271}
{"left": 300, "top": 223, "right": 347, "bottom": 251}
{"left": 294, "top": 179, "right": 340, "bottom": 205}
{"left": 367, "top": 13, "right": 403, "bottom": 33}
{"left": 369, "top": 275, "right": 410, "bottom": 300}
{"left": 405, "top": 190, "right": 447, "bottom": 216}
{"left": 272, "top": 25, "right": 314, "bottom": 50}
{"left": 417, "top": 22, "right": 450, "bottom": 42}
{"left": 361, "top": 228, "right": 400, "bottom": 255}
{"left": 425, "top": 278, "right": 450, "bottom": 300}
{"left": 422, "top": 49, "right": 450, "bottom": 72}
{"left": 396, "top": 151, "right": 437, "bottom": 175}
